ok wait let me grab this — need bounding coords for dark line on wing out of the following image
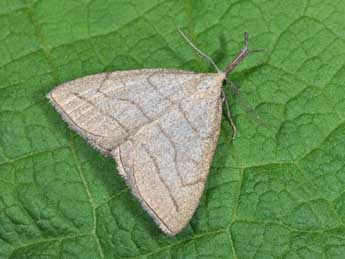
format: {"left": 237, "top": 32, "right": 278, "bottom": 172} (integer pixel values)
{"left": 156, "top": 128, "right": 205, "bottom": 187}
{"left": 73, "top": 92, "right": 130, "bottom": 132}
{"left": 50, "top": 93, "right": 103, "bottom": 138}
{"left": 156, "top": 124, "right": 186, "bottom": 186}
{"left": 118, "top": 146, "right": 175, "bottom": 235}
{"left": 49, "top": 93, "right": 112, "bottom": 153}
{"left": 177, "top": 103, "right": 200, "bottom": 134}
{"left": 95, "top": 72, "right": 111, "bottom": 95}
{"left": 117, "top": 98, "right": 152, "bottom": 121}
{"left": 141, "top": 144, "right": 180, "bottom": 212}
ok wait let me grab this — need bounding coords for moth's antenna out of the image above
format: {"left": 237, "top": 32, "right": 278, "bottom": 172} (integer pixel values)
{"left": 223, "top": 32, "right": 264, "bottom": 77}
{"left": 178, "top": 28, "right": 221, "bottom": 74}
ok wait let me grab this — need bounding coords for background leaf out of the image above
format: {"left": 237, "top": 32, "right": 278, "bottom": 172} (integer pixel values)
{"left": 1, "top": 0, "right": 345, "bottom": 258}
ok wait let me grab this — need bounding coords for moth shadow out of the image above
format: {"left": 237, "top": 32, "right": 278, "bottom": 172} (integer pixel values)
{"left": 211, "top": 34, "right": 228, "bottom": 70}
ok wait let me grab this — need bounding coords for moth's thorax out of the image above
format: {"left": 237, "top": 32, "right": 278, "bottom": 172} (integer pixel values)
{"left": 195, "top": 72, "right": 225, "bottom": 92}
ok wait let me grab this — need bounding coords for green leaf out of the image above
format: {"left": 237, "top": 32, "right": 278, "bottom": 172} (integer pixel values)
{"left": 1, "top": 0, "right": 345, "bottom": 258}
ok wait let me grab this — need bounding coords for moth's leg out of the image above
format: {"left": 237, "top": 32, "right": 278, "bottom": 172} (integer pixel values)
{"left": 221, "top": 89, "right": 237, "bottom": 139}
{"left": 228, "top": 80, "right": 268, "bottom": 128}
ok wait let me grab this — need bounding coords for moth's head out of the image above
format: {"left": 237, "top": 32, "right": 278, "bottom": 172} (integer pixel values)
{"left": 222, "top": 78, "right": 228, "bottom": 87}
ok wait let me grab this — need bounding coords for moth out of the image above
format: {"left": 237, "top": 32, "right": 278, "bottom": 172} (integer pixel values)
{"left": 48, "top": 30, "right": 261, "bottom": 235}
